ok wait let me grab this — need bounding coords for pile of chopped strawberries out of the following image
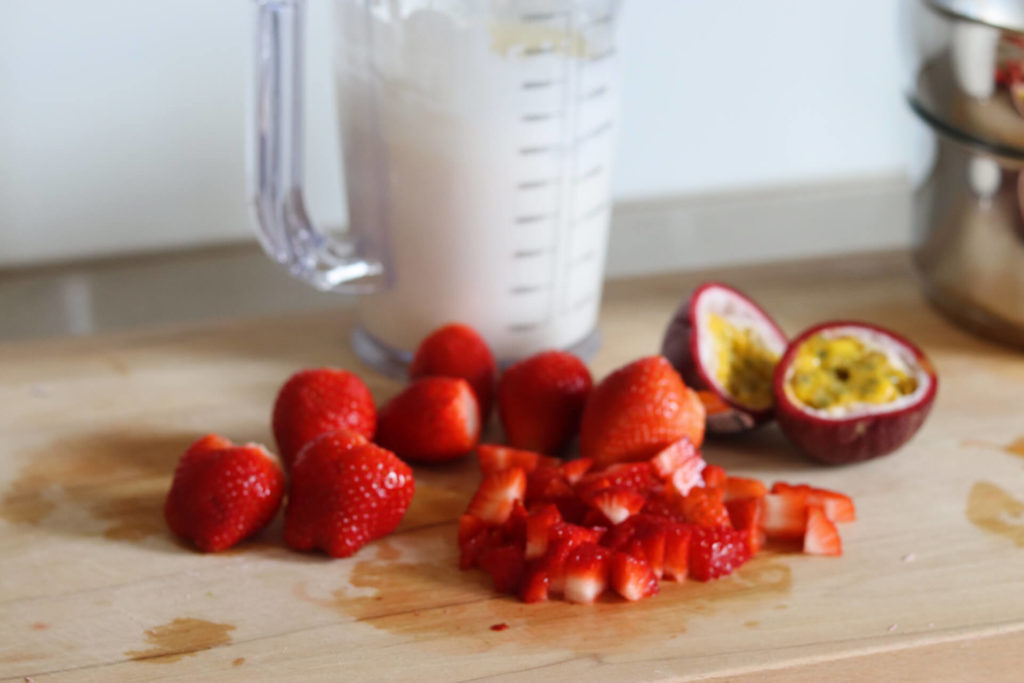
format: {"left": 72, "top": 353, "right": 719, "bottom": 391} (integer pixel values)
{"left": 459, "top": 443, "right": 855, "bottom": 603}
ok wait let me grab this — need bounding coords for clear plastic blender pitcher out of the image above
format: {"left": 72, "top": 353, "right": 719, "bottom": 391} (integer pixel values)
{"left": 252, "top": 0, "right": 621, "bottom": 374}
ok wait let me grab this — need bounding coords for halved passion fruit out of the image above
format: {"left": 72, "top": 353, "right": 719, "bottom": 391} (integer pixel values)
{"left": 773, "top": 321, "right": 938, "bottom": 465}
{"left": 661, "top": 282, "right": 788, "bottom": 433}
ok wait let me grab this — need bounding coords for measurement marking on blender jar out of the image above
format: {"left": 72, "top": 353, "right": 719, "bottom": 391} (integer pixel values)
{"left": 571, "top": 250, "right": 598, "bottom": 267}
{"left": 520, "top": 12, "right": 569, "bottom": 23}
{"left": 522, "top": 81, "right": 561, "bottom": 91}
{"left": 519, "top": 145, "right": 561, "bottom": 156}
{"left": 515, "top": 213, "right": 553, "bottom": 225}
{"left": 569, "top": 293, "right": 597, "bottom": 312}
{"left": 513, "top": 248, "right": 551, "bottom": 259}
{"left": 517, "top": 179, "right": 555, "bottom": 190}
{"left": 576, "top": 202, "right": 609, "bottom": 222}
{"left": 583, "top": 13, "right": 613, "bottom": 27}
{"left": 575, "top": 121, "right": 613, "bottom": 145}
{"left": 589, "top": 47, "right": 616, "bottom": 63}
{"left": 579, "top": 86, "right": 609, "bottom": 102}
{"left": 507, "top": 322, "right": 544, "bottom": 333}
{"left": 509, "top": 284, "right": 550, "bottom": 295}
{"left": 523, "top": 46, "right": 556, "bottom": 57}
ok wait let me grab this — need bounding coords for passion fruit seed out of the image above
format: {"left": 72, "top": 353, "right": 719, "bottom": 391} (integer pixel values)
{"left": 788, "top": 334, "right": 918, "bottom": 411}
{"left": 708, "top": 314, "right": 779, "bottom": 411}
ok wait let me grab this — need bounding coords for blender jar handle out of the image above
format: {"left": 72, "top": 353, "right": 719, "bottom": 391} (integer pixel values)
{"left": 251, "top": 0, "right": 385, "bottom": 292}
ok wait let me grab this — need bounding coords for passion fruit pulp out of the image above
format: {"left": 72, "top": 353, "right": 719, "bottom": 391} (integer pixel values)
{"left": 661, "top": 282, "right": 788, "bottom": 433}
{"left": 773, "top": 321, "right": 938, "bottom": 465}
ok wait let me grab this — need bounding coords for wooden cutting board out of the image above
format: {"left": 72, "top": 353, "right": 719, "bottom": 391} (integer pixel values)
{"left": 2, "top": 254, "right": 1024, "bottom": 682}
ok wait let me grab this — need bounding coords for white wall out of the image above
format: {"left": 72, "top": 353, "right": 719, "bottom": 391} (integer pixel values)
{"left": 0, "top": 0, "right": 914, "bottom": 267}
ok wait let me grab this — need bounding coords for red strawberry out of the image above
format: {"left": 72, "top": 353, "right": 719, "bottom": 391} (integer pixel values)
{"left": 458, "top": 513, "right": 488, "bottom": 547}
{"left": 284, "top": 431, "right": 414, "bottom": 558}
{"left": 649, "top": 437, "right": 701, "bottom": 479}
{"left": 576, "top": 462, "right": 659, "bottom": 500}
{"left": 498, "top": 350, "right": 593, "bottom": 454}
{"left": 726, "top": 497, "right": 765, "bottom": 554}
{"left": 667, "top": 463, "right": 706, "bottom": 498}
{"left": 580, "top": 356, "right": 706, "bottom": 466}
{"left": 559, "top": 458, "right": 594, "bottom": 484}
{"left": 410, "top": 323, "right": 496, "bottom": 420}
{"left": 590, "top": 486, "right": 647, "bottom": 524}
{"left": 520, "top": 562, "right": 550, "bottom": 603}
{"left": 610, "top": 552, "right": 660, "bottom": 601}
{"left": 625, "top": 522, "right": 667, "bottom": 579}
{"left": 272, "top": 368, "right": 376, "bottom": 468}
{"left": 641, "top": 490, "right": 687, "bottom": 522}
{"left": 467, "top": 467, "right": 526, "bottom": 525}
{"left": 762, "top": 491, "right": 808, "bottom": 542}
{"left": 771, "top": 482, "right": 856, "bottom": 523}
{"left": 376, "top": 377, "right": 480, "bottom": 463}
{"left": 688, "top": 527, "right": 750, "bottom": 581}
{"left": 563, "top": 543, "right": 611, "bottom": 604}
{"left": 478, "top": 544, "right": 525, "bottom": 593}
{"left": 701, "top": 464, "right": 727, "bottom": 488}
{"left": 498, "top": 500, "right": 529, "bottom": 548}
{"left": 525, "top": 504, "right": 563, "bottom": 559}
{"left": 547, "top": 522, "right": 605, "bottom": 547}
{"left": 540, "top": 539, "right": 574, "bottom": 595}
{"left": 165, "top": 435, "right": 284, "bottom": 552}
{"left": 680, "top": 486, "right": 731, "bottom": 528}
{"left": 804, "top": 505, "right": 842, "bottom": 556}
{"left": 459, "top": 527, "right": 499, "bottom": 570}
{"left": 663, "top": 523, "right": 693, "bottom": 582}
{"left": 477, "top": 444, "right": 559, "bottom": 475}
{"left": 724, "top": 476, "right": 768, "bottom": 502}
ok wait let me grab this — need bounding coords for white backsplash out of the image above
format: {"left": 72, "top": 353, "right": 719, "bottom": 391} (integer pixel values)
{"left": 0, "top": 0, "right": 914, "bottom": 267}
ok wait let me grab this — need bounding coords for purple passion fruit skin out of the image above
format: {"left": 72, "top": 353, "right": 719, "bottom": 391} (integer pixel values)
{"left": 661, "top": 282, "right": 788, "bottom": 434}
{"left": 772, "top": 321, "right": 938, "bottom": 465}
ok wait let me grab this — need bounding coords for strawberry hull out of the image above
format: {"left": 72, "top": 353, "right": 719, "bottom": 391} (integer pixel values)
{"left": 661, "top": 282, "right": 787, "bottom": 434}
{"left": 772, "top": 321, "right": 938, "bottom": 465}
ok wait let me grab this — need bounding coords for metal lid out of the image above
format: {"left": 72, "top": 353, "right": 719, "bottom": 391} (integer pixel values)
{"left": 929, "top": 0, "right": 1024, "bottom": 34}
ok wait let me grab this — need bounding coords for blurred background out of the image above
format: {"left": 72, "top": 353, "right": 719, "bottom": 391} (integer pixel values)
{"left": 0, "top": 0, "right": 915, "bottom": 270}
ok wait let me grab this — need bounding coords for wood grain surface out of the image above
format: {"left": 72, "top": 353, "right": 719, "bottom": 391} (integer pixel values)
{"left": 2, "top": 253, "right": 1023, "bottom": 681}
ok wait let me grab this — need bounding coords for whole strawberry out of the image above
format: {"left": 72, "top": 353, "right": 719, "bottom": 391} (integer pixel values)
{"left": 498, "top": 351, "right": 592, "bottom": 454}
{"left": 376, "top": 377, "right": 480, "bottom": 463}
{"left": 409, "top": 323, "right": 496, "bottom": 420}
{"left": 272, "top": 367, "right": 376, "bottom": 468}
{"left": 285, "top": 430, "right": 414, "bottom": 558}
{"left": 165, "top": 434, "right": 284, "bottom": 552}
{"left": 580, "top": 356, "right": 706, "bottom": 467}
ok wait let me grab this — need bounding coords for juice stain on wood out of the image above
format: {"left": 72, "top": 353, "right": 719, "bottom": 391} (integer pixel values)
{"left": 960, "top": 437, "right": 1024, "bottom": 459}
{"left": 124, "top": 618, "right": 235, "bottom": 663}
{"left": 232, "top": 657, "right": 245, "bottom": 667}
{"left": 967, "top": 481, "right": 1024, "bottom": 547}
{"left": 294, "top": 522, "right": 792, "bottom": 655}
{"left": 0, "top": 432, "right": 188, "bottom": 541}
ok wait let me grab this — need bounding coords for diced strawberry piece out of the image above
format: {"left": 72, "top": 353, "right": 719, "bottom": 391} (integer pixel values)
{"left": 610, "top": 552, "right": 660, "bottom": 601}
{"left": 526, "top": 466, "right": 573, "bottom": 502}
{"left": 649, "top": 437, "right": 700, "bottom": 479}
{"left": 560, "top": 458, "right": 594, "bottom": 484}
{"left": 548, "top": 522, "right": 604, "bottom": 548}
{"left": 667, "top": 462, "right": 706, "bottom": 498}
{"left": 663, "top": 523, "right": 693, "bottom": 582}
{"left": 541, "top": 539, "right": 574, "bottom": 595}
{"left": 725, "top": 497, "right": 764, "bottom": 554}
{"left": 477, "top": 444, "right": 559, "bottom": 475}
{"left": 681, "top": 486, "right": 731, "bottom": 528}
{"left": 772, "top": 483, "right": 856, "bottom": 524}
{"left": 578, "top": 462, "right": 658, "bottom": 499}
{"left": 724, "top": 476, "right": 767, "bottom": 502}
{"left": 499, "top": 500, "right": 528, "bottom": 548}
{"left": 525, "top": 504, "right": 563, "bottom": 560}
{"left": 688, "top": 527, "right": 750, "bottom": 581}
{"left": 590, "top": 485, "right": 647, "bottom": 524}
{"left": 458, "top": 514, "right": 487, "bottom": 547}
{"left": 581, "top": 507, "right": 610, "bottom": 528}
{"left": 459, "top": 528, "right": 499, "bottom": 570}
{"left": 762, "top": 492, "right": 808, "bottom": 542}
{"left": 563, "top": 543, "right": 611, "bottom": 604}
{"left": 478, "top": 544, "right": 525, "bottom": 593}
{"left": 641, "top": 490, "right": 687, "bottom": 522}
{"left": 520, "top": 562, "right": 550, "bottom": 603}
{"left": 701, "top": 464, "right": 727, "bottom": 488}
{"left": 549, "top": 495, "right": 589, "bottom": 525}
{"left": 467, "top": 467, "right": 526, "bottom": 525}
{"left": 804, "top": 505, "right": 842, "bottom": 556}
{"left": 626, "top": 523, "right": 666, "bottom": 579}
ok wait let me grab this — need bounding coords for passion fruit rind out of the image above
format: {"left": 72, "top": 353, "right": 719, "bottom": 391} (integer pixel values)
{"left": 661, "top": 282, "right": 788, "bottom": 433}
{"left": 772, "top": 320, "right": 938, "bottom": 465}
